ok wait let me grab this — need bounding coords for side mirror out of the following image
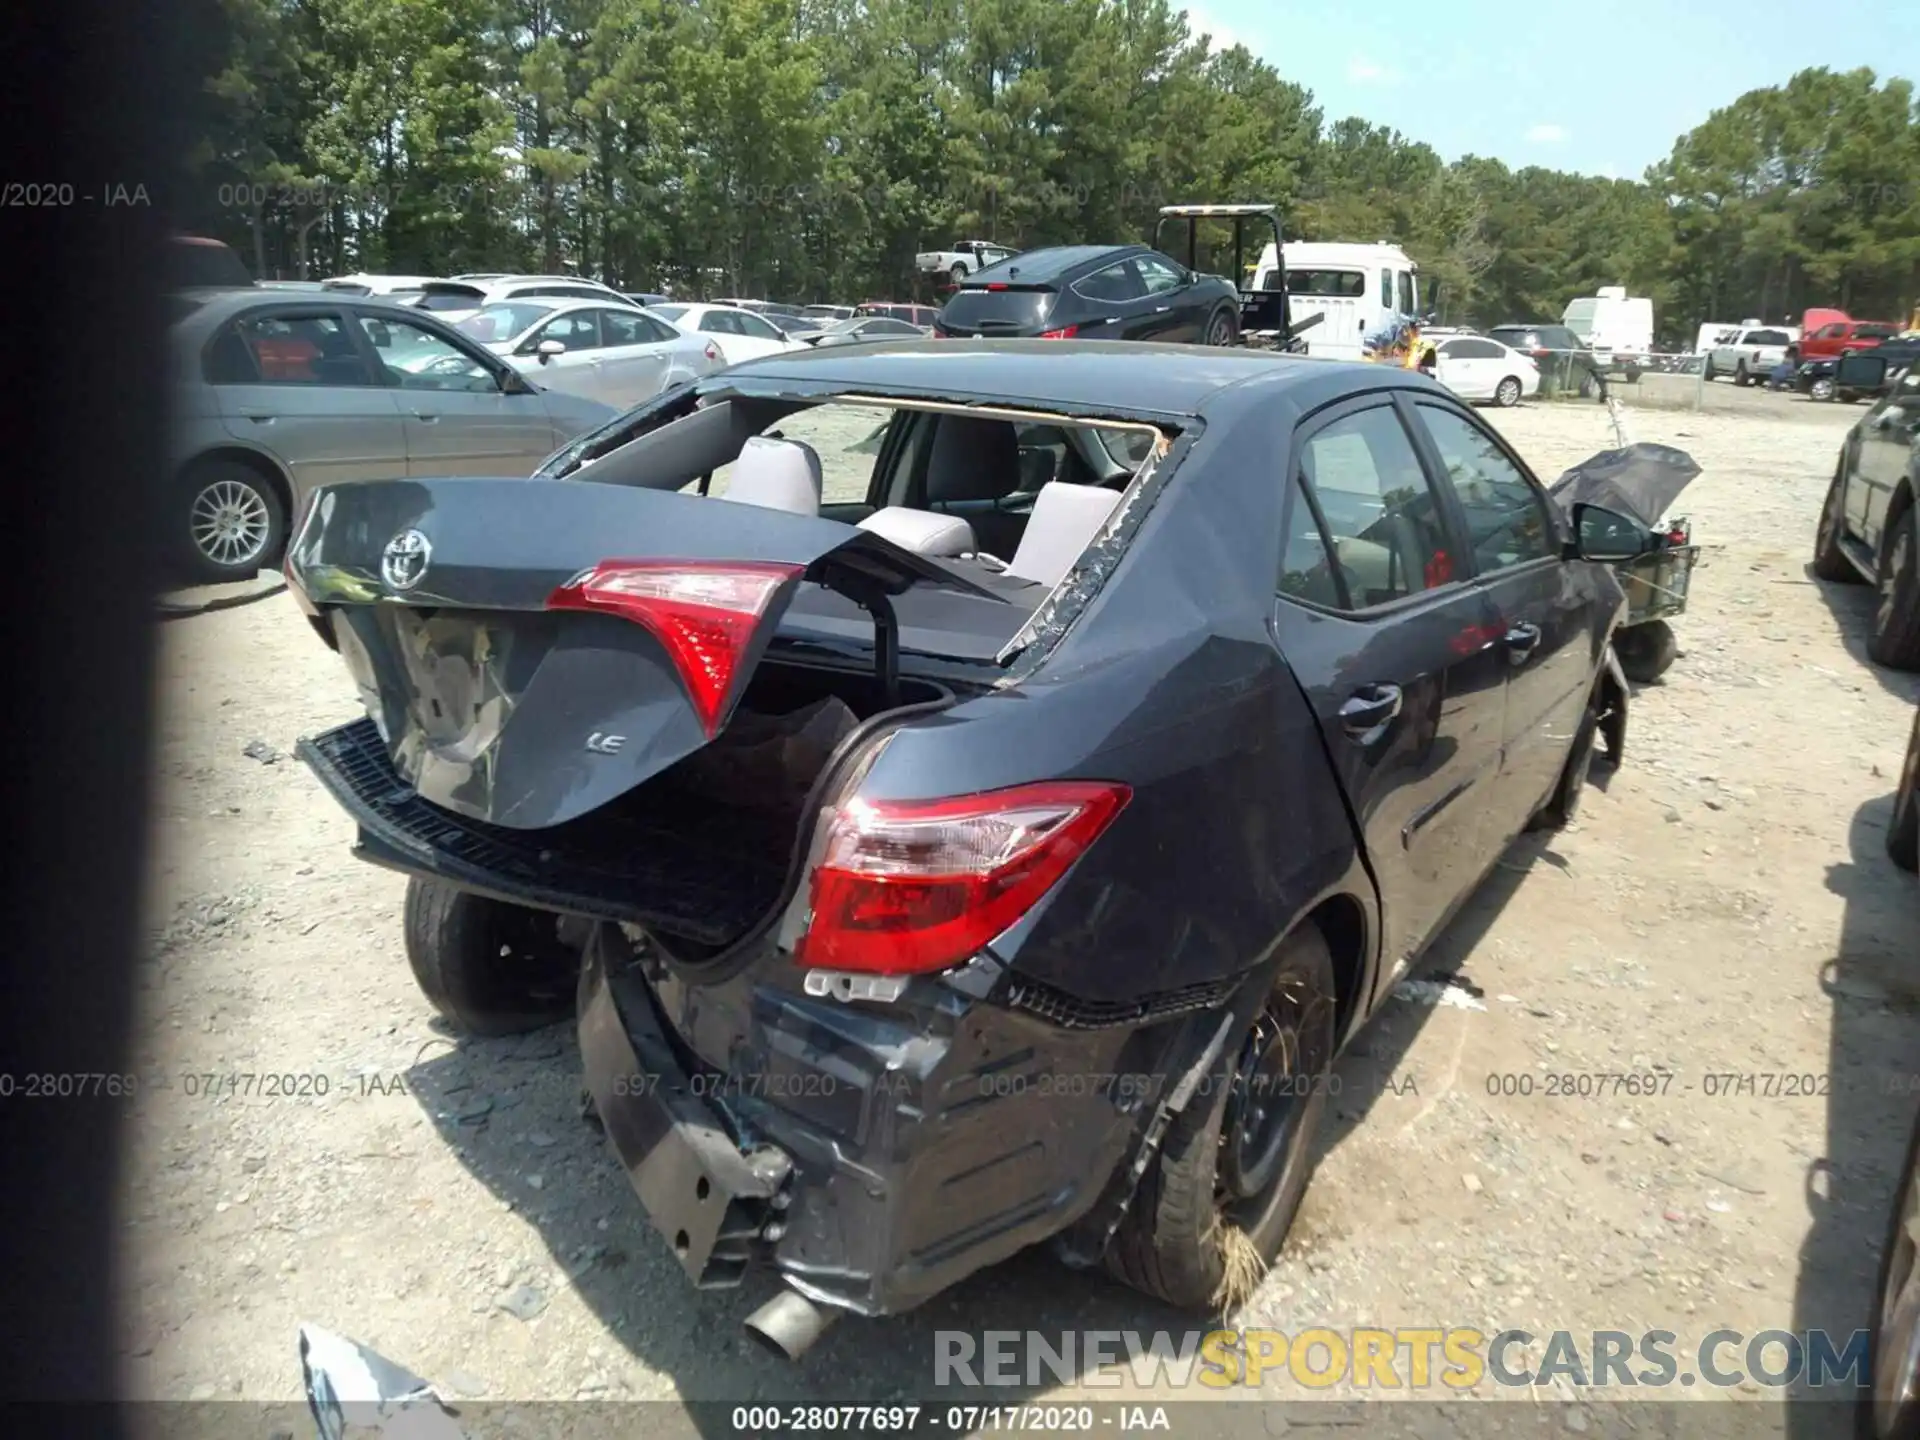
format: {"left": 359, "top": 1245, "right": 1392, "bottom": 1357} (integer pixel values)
{"left": 536, "top": 338, "right": 566, "bottom": 362}
{"left": 1570, "top": 503, "right": 1647, "bottom": 563}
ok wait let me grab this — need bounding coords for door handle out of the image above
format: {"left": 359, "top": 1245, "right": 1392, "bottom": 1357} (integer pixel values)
{"left": 1153, "top": 306, "right": 1171, "bottom": 313}
{"left": 1503, "top": 622, "right": 1541, "bottom": 662}
{"left": 1338, "top": 684, "right": 1403, "bottom": 742}
{"left": 237, "top": 409, "right": 275, "bottom": 423}
{"left": 410, "top": 410, "right": 439, "bottom": 422}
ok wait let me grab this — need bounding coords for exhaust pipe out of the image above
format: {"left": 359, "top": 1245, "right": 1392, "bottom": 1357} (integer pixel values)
{"left": 743, "top": 1287, "right": 839, "bottom": 1361}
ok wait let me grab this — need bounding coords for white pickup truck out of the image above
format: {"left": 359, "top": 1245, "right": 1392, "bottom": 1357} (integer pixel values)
{"left": 1705, "top": 324, "right": 1798, "bottom": 385}
{"left": 914, "top": 240, "right": 1016, "bottom": 285}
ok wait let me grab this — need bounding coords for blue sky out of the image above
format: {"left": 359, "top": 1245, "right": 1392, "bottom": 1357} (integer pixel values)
{"left": 1183, "top": 0, "right": 1920, "bottom": 179}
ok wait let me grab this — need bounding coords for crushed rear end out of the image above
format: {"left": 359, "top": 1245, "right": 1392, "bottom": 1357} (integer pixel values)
{"left": 286, "top": 462, "right": 1229, "bottom": 1333}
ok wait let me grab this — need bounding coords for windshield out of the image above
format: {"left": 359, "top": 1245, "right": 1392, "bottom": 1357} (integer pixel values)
{"left": 457, "top": 302, "right": 556, "bottom": 343}
{"left": 651, "top": 305, "right": 687, "bottom": 323}
{"left": 1285, "top": 269, "right": 1367, "bottom": 298}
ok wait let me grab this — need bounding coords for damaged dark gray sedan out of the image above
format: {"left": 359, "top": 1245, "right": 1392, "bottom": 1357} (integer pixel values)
{"left": 287, "top": 339, "right": 1640, "bottom": 1355}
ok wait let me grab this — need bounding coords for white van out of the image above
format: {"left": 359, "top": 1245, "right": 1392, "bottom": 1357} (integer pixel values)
{"left": 1562, "top": 286, "right": 1654, "bottom": 358}
{"left": 1251, "top": 241, "right": 1423, "bottom": 360}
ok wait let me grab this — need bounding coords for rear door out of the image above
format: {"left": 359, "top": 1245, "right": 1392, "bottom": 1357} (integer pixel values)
{"left": 208, "top": 305, "right": 409, "bottom": 487}
{"left": 351, "top": 312, "right": 561, "bottom": 476}
{"left": 589, "top": 307, "right": 674, "bottom": 406}
{"left": 1405, "top": 397, "right": 1593, "bottom": 846}
{"left": 1269, "top": 396, "right": 1510, "bottom": 988}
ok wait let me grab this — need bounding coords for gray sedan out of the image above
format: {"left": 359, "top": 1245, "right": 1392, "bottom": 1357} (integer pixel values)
{"left": 169, "top": 291, "right": 618, "bottom": 583}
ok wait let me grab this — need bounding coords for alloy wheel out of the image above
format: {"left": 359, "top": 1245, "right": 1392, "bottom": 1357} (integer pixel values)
{"left": 190, "top": 478, "right": 272, "bottom": 569}
{"left": 1206, "top": 311, "right": 1234, "bottom": 346}
{"left": 1883, "top": 528, "right": 1912, "bottom": 636}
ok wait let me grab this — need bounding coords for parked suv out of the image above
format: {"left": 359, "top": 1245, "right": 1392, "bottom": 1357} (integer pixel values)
{"left": 1487, "top": 324, "right": 1608, "bottom": 396}
{"left": 1813, "top": 364, "right": 1920, "bottom": 669}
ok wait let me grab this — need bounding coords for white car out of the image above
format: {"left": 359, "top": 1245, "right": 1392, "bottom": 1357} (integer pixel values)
{"left": 412, "top": 274, "right": 634, "bottom": 326}
{"left": 648, "top": 303, "right": 808, "bottom": 365}
{"left": 1429, "top": 334, "right": 1541, "bottom": 407}
{"left": 434, "top": 299, "right": 723, "bottom": 407}
{"left": 1705, "top": 325, "right": 1797, "bottom": 385}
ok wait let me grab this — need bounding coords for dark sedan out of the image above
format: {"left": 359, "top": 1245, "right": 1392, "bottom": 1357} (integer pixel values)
{"left": 934, "top": 244, "right": 1244, "bottom": 345}
{"left": 1815, "top": 362, "right": 1920, "bottom": 669}
{"left": 287, "top": 341, "right": 1638, "bottom": 1353}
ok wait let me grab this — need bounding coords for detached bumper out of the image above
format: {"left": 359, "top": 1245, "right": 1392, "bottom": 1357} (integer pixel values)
{"left": 575, "top": 925, "right": 1213, "bottom": 1317}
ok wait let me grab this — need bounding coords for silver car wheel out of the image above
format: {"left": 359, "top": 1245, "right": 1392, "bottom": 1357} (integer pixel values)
{"left": 191, "top": 477, "right": 272, "bottom": 569}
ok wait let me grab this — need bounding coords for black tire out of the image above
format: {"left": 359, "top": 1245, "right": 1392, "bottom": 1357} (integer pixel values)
{"left": 1842, "top": 390, "right": 1863, "bottom": 404}
{"left": 402, "top": 878, "right": 577, "bottom": 1036}
{"left": 1860, "top": 1112, "right": 1920, "bottom": 1439}
{"left": 1204, "top": 305, "right": 1239, "bottom": 347}
{"left": 177, "top": 459, "right": 287, "bottom": 585}
{"left": 1531, "top": 676, "right": 1604, "bottom": 830}
{"left": 1734, "top": 363, "right": 1751, "bottom": 387}
{"left": 1613, "top": 619, "right": 1679, "bottom": 683}
{"left": 1816, "top": 467, "right": 1864, "bottom": 583}
{"left": 1105, "top": 925, "right": 1337, "bottom": 1311}
{"left": 1889, "top": 708, "right": 1920, "bottom": 873}
{"left": 1493, "top": 375, "right": 1523, "bottom": 408}
{"left": 1702, "top": 356, "right": 1717, "bottom": 382}
{"left": 1870, "top": 510, "right": 1920, "bottom": 671}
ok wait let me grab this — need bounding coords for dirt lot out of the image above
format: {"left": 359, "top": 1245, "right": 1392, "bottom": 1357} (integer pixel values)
{"left": 121, "top": 388, "right": 1920, "bottom": 1421}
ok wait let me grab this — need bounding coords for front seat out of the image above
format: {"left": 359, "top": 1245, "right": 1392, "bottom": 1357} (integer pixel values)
{"left": 1003, "top": 482, "right": 1123, "bottom": 589}
{"left": 924, "top": 415, "right": 1024, "bottom": 557}
{"left": 722, "top": 435, "right": 823, "bottom": 516}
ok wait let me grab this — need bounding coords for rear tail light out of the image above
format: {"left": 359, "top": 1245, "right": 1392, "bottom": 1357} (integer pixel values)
{"left": 797, "top": 780, "right": 1131, "bottom": 976}
{"left": 704, "top": 341, "right": 720, "bottom": 363}
{"left": 546, "top": 560, "right": 803, "bottom": 736}
{"left": 1040, "top": 324, "right": 1080, "bottom": 340}
{"left": 986, "top": 283, "right": 1010, "bottom": 291}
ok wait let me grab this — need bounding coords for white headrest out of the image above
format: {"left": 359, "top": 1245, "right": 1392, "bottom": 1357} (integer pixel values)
{"left": 723, "top": 436, "right": 822, "bottom": 516}
{"left": 856, "top": 507, "right": 976, "bottom": 557}
{"left": 1004, "top": 483, "right": 1123, "bottom": 588}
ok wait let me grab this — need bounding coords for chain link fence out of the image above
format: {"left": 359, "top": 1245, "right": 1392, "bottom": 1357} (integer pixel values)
{"left": 1516, "top": 345, "right": 1850, "bottom": 415}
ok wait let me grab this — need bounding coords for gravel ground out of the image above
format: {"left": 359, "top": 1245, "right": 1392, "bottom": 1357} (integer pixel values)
{"left": 120, "top": 389, "right": 1920, "bottom": 1421}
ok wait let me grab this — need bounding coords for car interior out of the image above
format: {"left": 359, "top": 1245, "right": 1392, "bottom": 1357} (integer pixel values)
{"left": 570, "top": 395, "right": 1164, "bottom": 655}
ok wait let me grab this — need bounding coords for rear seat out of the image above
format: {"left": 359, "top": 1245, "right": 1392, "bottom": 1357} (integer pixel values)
{"left": 1000, "top": 482, "right": 1122, "bottom": 589}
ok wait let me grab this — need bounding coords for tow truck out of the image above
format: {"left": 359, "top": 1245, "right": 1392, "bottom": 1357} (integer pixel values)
{"left": 1152, "top": 204, "right": 1314, "bottom": 353}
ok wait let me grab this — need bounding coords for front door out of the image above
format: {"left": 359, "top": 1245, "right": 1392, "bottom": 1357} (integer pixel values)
{"left": 1855, "top": 373, "right": 1920, "bottom": 544}
{"left": 1270, "top": 396, "right": 1511, "bottom": 989}
{"left": 520, "top": 310, "right": 605, "bottom": 401}
{"left": 1134, "top": 254, "right": 1203, "bottom": 341}
{"left": 1407, "top": 399, "right": 1594, "bottom": 845}
{"left": 351, "top": 313, "right": 560, "bottom": 477}
{"left": 588, "top": 307, "right": 675, "bottom": 407}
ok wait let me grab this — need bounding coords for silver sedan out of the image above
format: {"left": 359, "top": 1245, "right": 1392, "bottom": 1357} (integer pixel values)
{"left": 450, "top": 299, "right": 724, "bottom": 408}
{"left": 168, "top": 291, "right": 619, "bottom": 584}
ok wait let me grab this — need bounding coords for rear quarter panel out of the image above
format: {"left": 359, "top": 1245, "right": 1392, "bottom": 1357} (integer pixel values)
{"left": 860, "top": 387, "right": 1377, "bottom": 1009}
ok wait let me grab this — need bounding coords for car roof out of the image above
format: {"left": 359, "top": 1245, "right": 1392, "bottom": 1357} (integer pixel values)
{"left": 965, "top": 245, "right": 1145, "bottom": 285}
{"left": 701, "top": 337, "right": 1404, "bottom": 419}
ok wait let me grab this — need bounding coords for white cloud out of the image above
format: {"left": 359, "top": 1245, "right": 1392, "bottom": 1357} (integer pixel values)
{"left": 1348, "top": 56, "right": 1400, "bottom": 85}
{"left": 1526, "top": 123, "right": 1569, "bottom": 144}
{"left": 1184, "top": 5, "right": 1251, "bottom": 55}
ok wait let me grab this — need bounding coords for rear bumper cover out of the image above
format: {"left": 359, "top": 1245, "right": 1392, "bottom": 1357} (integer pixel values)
{"left": 575, "top": 924, "right": 1222, "bottom": 1317}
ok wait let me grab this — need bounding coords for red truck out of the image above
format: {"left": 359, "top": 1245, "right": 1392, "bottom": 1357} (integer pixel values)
{"left": 1795, "top": 310, "right": 1902, "bottom": 362}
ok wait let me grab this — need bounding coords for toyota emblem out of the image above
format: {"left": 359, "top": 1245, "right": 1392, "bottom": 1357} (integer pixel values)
{"left": 381, "top": 529, "right": 432, "bottom": 591}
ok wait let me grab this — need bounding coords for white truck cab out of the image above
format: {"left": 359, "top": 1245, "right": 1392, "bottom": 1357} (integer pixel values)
{"left": 1251, "top": 241, "right": 1424, "bottom": 360}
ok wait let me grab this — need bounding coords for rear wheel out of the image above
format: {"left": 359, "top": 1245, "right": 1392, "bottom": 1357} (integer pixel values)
{"left": 402, "top": 878, "right": 577, "bottom": 1036}
{"left": 178, "top": 459, "right": 286, "bottom": 584}
{"left": 1204, "top": 305, "right": 1239, "bottom": 347}
{"left": 1869, "top": 511, "right": 1920, "bottom": 671}
{"left": 1105, "top": 926, "right": 1336, "bottom": 1311}
{"left": 1613, "top": 619, "right": 1679, "bottom": 683}
{"left": 1812, "top": 376, "right": 1837, "bottom": 401}
{"left": 1703, "top": 356, "right": 1717, "bottom": 382}
{"left": 1815, "top": 468, "right": 1864, "bottom": 582}
{"left": 949, "top": 263, "right": 967, "bottom": 287}
{"left": 1735, "top": 362, "right": 1751, "bottom": 387}
{"left": 1889, "top": 708, "right": 1920, "bottom": 873}
{"left": 1493, "top": 375, "right": 1522, "bottom": 408}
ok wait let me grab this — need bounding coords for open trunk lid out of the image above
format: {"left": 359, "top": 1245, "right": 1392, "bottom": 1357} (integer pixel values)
{"left": 286, "top": 477, "right": 998, "bottom": 830}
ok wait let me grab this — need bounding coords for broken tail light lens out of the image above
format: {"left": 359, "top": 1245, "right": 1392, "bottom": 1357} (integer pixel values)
{"left": 703, "top": 341, "right": 721, "bottom": 363}
{"left": 1040, "top": 325, "right": 1080, "bottom": 339}
{"left": 797, "top": 781, "right": 1131, "bottom": 976}
{"left": 546, "top": 560, "right": 803, "bottom": 736}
